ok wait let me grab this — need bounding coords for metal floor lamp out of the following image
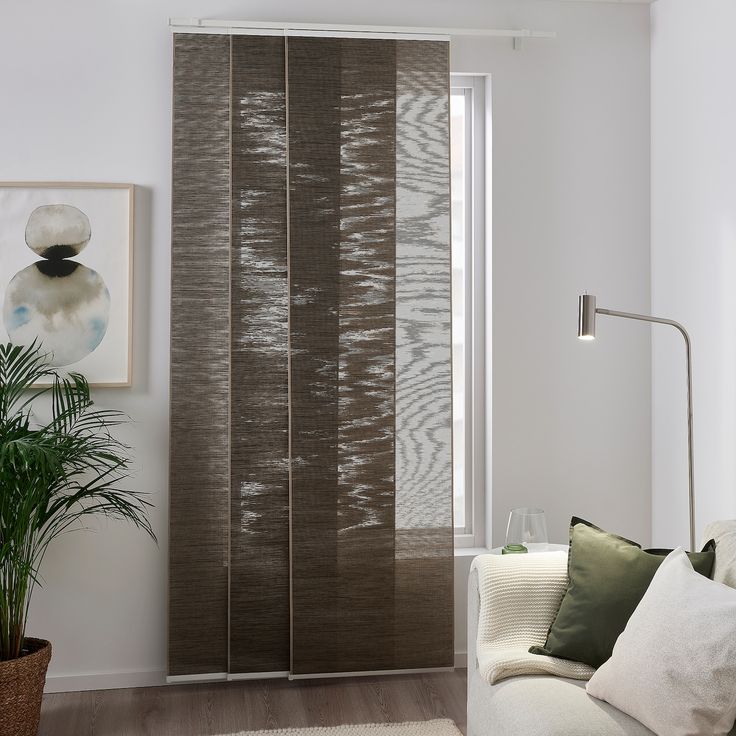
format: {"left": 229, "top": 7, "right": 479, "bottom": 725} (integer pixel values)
{"left": 577, "top": 294, "right": 696, "bottom": 552}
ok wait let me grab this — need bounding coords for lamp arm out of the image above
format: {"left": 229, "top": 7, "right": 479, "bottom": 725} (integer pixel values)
{"left": 597, "top": 307, "right": 695, "bottom": 552}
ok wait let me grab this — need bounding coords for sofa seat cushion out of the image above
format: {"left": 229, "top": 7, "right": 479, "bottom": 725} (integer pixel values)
{"left": 468, "top": 671, "right": 736, "bottom": 736}
{"left": 468, "top": 670, "right": 656, "bottom": 736}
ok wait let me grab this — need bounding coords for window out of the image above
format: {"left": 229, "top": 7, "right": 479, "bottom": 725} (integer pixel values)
{"left": 451, "top": 75, "right": 488, "bottom": 549}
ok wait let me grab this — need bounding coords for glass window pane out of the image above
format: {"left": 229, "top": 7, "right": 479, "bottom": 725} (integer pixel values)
{"left": 451, "top": 90, "right": 468, "bottom": 534}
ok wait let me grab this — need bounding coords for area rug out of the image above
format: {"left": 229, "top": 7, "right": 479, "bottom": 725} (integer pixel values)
{"left": 225, "top": 719, "right": 462, "bottom": 735}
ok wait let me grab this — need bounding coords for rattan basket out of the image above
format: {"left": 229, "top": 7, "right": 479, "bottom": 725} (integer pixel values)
{"left": 0, "top": 638, "right": 52, "bottom": 736}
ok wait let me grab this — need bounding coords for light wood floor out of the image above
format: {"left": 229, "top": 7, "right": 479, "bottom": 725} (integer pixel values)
{"left": 40, "top": 669, "right": 467, "bottom": 736}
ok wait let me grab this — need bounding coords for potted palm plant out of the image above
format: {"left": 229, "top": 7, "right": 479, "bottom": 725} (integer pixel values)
{"left": 0, "top": 342, "right": 154, "bottom": 736}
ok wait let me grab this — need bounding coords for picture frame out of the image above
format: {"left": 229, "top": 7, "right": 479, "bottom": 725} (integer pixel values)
{"left": 0, "top": 182, "right": 134, "bottom": 387}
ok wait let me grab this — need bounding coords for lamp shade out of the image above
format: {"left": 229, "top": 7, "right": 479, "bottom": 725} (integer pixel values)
{"left": 578, "top": 294, "right": 596, "bottom": 340}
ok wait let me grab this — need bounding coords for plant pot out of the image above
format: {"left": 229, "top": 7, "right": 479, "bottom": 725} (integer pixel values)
{"left": 0, "top": 638, "right": 52, "bottom": 736}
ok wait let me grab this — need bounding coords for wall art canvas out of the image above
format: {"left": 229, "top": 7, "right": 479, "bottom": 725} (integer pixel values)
{"left": 0, "top": 183, "right": 133, "bottom": 386}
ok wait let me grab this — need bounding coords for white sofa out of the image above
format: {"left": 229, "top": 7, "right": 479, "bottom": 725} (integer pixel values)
{"left": 467, "top": 522, "right": 736, "bottom": 736}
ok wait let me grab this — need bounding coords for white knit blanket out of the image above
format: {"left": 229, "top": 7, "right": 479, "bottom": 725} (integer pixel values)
{"left": 471, "top": 551, "right": 595, "bottom": 684}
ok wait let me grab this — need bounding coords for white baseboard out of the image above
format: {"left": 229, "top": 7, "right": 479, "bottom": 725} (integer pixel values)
{"left": 44, "top": 669, "right": 167, "bottom": 694}
{"left": 45, "top": 655, "right": 468, "bottom": 693}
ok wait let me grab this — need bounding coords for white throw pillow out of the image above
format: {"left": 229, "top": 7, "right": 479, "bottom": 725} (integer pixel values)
{"left": 586, "top": 547, "right": 736, "bottom": 736}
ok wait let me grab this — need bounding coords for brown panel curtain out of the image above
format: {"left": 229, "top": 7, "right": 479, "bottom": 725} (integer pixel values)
{"left": 170, "top": 31, "right": 452, "bottom": 679}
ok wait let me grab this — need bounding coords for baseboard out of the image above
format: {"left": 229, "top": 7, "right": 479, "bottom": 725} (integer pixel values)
{"left": 45, "top": 655, "right": 468, "bottom": 693}
{"left": 44, "top": 669, "right": 167, "bottom": 693}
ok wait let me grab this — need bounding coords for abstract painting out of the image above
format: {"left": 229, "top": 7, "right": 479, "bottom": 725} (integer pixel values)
{"left": 0, "top": 183, "right": 133, "bottom": 386}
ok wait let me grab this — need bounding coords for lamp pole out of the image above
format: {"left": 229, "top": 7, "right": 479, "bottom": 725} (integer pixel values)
{"left": 578, "top": 294, "right": 695, "bottom": 552}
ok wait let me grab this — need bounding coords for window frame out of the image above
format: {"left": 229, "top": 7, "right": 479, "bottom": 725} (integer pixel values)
{"left": 451, "top": 74, "right": 489, "bottom": 550}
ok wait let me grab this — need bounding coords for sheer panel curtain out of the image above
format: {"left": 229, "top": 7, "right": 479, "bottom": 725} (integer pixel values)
{"left": 169, "top": 30, "right": 453, "bottom": 680}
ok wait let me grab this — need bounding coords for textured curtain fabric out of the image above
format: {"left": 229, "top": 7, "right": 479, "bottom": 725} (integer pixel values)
{"left": 170, "top": 32, "right": 452, "bottom": 678}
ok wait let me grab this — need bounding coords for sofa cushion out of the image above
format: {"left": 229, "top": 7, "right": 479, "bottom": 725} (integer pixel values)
{"left": 586, "top": 548, "right": 736, "bottom": 736}
{"left": 530, "top": 517, "right": 715, "bottom": 668}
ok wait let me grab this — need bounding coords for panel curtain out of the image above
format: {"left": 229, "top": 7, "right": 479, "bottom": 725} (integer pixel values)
{"left": 170, "top": 31, "right": 452, "bottom": 679}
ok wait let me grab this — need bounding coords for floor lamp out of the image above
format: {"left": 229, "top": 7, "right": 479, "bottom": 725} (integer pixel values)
{"left": 577, "top": 294, "right": 696, "bottom": 552}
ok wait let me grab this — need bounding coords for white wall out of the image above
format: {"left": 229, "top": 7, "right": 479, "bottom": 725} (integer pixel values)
{"left": 651, "top": 0, "right": 736, "bottom": 548}
{"left": 1, "top": 0, "right": 651, "bottom": 690}
{"left": 453, "top": 4, "right": 651, "bottom": 548}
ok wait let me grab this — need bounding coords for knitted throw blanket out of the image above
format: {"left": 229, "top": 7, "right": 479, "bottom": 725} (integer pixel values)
{"left": 471, "top": 551, "right": 595, "bottom": 684}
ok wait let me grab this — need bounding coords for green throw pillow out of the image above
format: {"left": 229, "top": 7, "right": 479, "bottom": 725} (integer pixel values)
{"left": 529, "top": 517, "right": 715, "bottom": 669}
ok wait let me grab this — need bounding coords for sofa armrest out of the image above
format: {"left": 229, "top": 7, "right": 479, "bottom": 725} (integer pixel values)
{"left": 703, "top": 520, "right": 736, "bottom": 589}
{"left": 468, "top": 551, "right": 594, "bottom": 684}
{"left": 468, "top": 564, "right": 481, "bottom": 674}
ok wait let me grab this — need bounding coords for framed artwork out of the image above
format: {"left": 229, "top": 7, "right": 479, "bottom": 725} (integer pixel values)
{"left": 0, "top": 182, "right": 133, "bottom": 387}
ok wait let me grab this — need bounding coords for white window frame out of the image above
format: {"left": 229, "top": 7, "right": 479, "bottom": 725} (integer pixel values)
{"left": 451, "top": 74, "right": 490, "bottom": 550}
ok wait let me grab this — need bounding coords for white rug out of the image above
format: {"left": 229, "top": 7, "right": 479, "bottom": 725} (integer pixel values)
{"left": 224, "top": 720, "right": 462, "bottom": 735}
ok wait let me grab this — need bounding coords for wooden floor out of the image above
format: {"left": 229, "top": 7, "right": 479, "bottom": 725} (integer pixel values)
{"left": 40, "top": 670, "right": 467, "bottom": 736}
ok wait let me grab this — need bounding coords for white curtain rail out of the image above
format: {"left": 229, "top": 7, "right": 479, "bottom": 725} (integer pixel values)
{"left": 168, "top": 18, "right": 556, "bottom": 42}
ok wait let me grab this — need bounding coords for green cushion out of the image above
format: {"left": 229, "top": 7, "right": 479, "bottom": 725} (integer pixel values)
{"left": 529, "top": 517, "right": 715, "bottom": 669}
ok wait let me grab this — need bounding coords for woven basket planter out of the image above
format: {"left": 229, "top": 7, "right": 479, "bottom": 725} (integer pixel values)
{"left": 0, "top": 638, "right": 52, "bottom": 736}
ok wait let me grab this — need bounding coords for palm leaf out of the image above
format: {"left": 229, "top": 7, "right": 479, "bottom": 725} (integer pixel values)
{"left": 0, "top": 342, "right": 155, "bottom": 660}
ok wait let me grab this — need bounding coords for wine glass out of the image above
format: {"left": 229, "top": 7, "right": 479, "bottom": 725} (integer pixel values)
{"left": 505, "top": 507, "right": 549, "bottom": 553}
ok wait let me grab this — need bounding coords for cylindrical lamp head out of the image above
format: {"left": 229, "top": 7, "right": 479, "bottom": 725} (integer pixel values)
{"left": 578, "top": 294, "right": 596, "bottom": 340}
